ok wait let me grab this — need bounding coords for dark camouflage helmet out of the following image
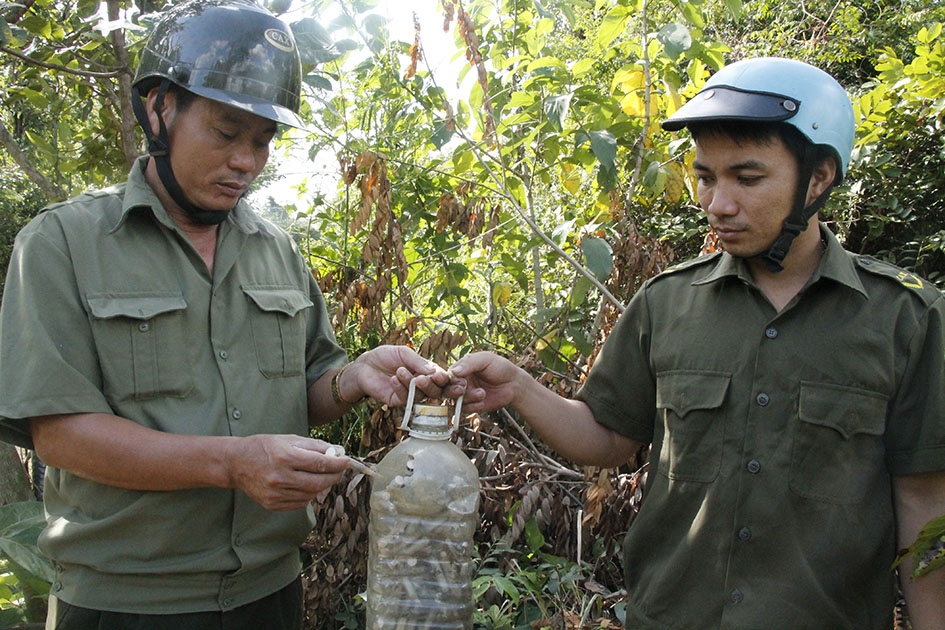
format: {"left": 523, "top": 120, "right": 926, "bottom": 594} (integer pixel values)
{"left": 134, "top": 0, "right": 304, "bottom": 128}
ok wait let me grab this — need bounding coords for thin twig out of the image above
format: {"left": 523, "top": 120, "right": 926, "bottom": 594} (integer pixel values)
{"left": 1, "top": 44, "right": 128, "bottom": 79}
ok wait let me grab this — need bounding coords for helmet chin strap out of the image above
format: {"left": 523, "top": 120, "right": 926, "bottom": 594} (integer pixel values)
{"left": 761, "top": 144, "right": 823, "bottom": 273}
{"left": 132, "top": 81, "right": 230, "bottom": 226}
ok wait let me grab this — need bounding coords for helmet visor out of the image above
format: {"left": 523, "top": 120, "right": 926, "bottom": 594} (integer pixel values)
{"left": 663, "top": 86, "right": 800, "bottom": 131}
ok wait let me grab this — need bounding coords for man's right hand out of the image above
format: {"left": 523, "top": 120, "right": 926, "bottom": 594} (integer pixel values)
{"left": 446, "top": 351, "right": 523, "bottom": 413}
{"left": 226, "top": 434, "right": 349, "bottom": 511}
{"left": 31, "top": 413, "right": 351, "bottom": 511}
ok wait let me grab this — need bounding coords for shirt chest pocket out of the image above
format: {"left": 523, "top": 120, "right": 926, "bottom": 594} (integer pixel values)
{"left": 86, "top": 293, "right": 194, "bottom": 402}
{"left": 242, "top": 287, "right": 312, "bottom": 378}
{"left": 790, "top": 382, "right": 887, "bottom": 504}
{"left": 656, "top": 371, "right": 731, "bottom": 483}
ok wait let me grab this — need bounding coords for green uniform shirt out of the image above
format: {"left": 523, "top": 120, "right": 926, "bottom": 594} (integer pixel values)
{"left": 576, "top": 226, "right": 945, "bottom": 629}
{"left": 0, "top": 158, "right": 347, "bottom": 613}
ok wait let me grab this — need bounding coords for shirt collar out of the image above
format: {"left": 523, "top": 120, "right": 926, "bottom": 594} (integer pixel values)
{"left": 111, "top": 156, "right": 266, "bottom": 236}
{"left": 692, "top": 224, "right": 869, "bottom": 299}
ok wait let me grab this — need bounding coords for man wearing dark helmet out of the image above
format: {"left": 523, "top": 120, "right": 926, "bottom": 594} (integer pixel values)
{"left": 0, "top": 1, "right": 448, "bottom": 627}
{"left": 447, "top": 58, "right": 945, "bottom": 628}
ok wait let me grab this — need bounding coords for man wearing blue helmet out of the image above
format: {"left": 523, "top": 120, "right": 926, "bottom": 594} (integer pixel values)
{"left": 0, "top": 0, "right": 448, "bottom": 627}
{"left": 447, "top": 57, "right": 945, "bottom": 628}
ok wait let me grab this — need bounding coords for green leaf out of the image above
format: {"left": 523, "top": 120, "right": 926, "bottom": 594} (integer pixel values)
{"left": 595, "top": 5, "right": 631, "bottom": 50}
{"left": 524, "top": 518, "right": 546, "bottom": 553}
{"left": 587, "top": 129, "right": 617, "bottom": 170}
{"left": 543, "top": 93, "right": 572, "bottom": 130}
{"left": 303, "top": 73, "right": 333, "bottom": 91}
{"left": 292, "top": 18, "right": 341, "bottom": 65}
{"left": 491, "top": 575, "right": 521, "bottom": 604}
{"left": 25, "top": 130, "right": 56, "bottom": 156}
{"left": 551, "top": 218, "right": 576, "bottom": 246}
{"left": 0, "top": 20, "right": 12, "bottom": 46}
{"left": 643, "top": 160, "right": 663, "bottom": 189}
{"left": 0, "top": 502, "right": 54, "bottom": 584}
{"left": 677, "top": 0, "right": 705, "bottom": 29}
{"left": 19, "top": 15, "right": 51, "bottom": 38}
{"left": 362, "top": 13, "right": 388, "bottom": 41}
{"left": 508, "top": 91, "right": 537, "bottom": 108}
{"left": 266, "top": 0, "right": 291, "bottom": 14}
{"left": 452, "top": 149, "right": 475, "bottom": 175}
{"left": 657, "top": 23, "right": 692, "bottom": 60}
{"left": 581, "top": 235, "right": 613, "bottom": 281}
{"left": 429, "top": 123, "right": 453, "bottom": 149}
{"left": 722, "top": 0, "right": 744, "bottom": 19}
{"left": 893, "top": 513, "right": 945, "bottom": 576}
{"left": 525, "top": 18, "right": 555, "bottom": 55}
{"left": 571, "top": 57, "right": 596, "bottom": 79}
{"left": 597, "top": 163, "right": 617, "bottom": 190}
{"left": 76, "top": 0, "right": 100, "bottom": 18}
{"left": 915, "top": 535, "right": 945, "bottom": 577}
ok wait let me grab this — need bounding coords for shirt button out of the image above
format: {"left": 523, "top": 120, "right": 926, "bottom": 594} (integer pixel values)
{"left": 737, "top": 527, "right": 752, "bottom": 542}
{"left": 219, "top": 350, "right": 228, "bottom": 360}
{"left": 746, "top": 459, "right": 762, "bottom": 474}
{"left": 138, "top": 322, "right": 150, "bottom": 332}
{"left": 756, "top": 393, "right": 770, "bottom": 406}
{"left": 764, "top": 327, "right": 778, "bottom": 339}
{"left": 232, "top": 409, "right": 242, "bottom": 420}
{"left": 730, "top": 588, "right": 744, "bottom": 604}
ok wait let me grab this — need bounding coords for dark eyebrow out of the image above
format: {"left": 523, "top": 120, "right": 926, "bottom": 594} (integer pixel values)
{"left": 693, "top": 159, "right": 767, "bottom": 173}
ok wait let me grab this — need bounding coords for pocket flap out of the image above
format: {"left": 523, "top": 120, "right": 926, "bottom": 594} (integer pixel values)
{"left": 656, "top": 371, "right": 731, "bottom": 416}
{"left": 87, "top": 293, "right": 187, "bottom": 320}
{"left": 243, "top": 287, "right": 312, "bottom": 317}
{"left": 799, "top": 381, "right": 887, "bottom": 439}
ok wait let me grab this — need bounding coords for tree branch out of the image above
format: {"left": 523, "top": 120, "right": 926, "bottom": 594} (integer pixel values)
{"left": 0, "top": 115, "right": 65, "bottom": 201}
{"left": 106, "top": 0, "right": 140, "bottom": 168}
{"left": 1, "top": 44, "right": 128, "bottom": 79}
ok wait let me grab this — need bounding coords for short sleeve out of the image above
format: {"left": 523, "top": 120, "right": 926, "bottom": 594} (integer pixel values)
{"left": 0, "top": 218, "right": 114, "bottom": 448}
{"left": 884, "top": 293, "right": 945, "bottom": 474}
{"left": 302, "top": 271, "right": 347, "bottom": 387}
{"left": 575, "top": 285, "right": 657, "bottom": 445}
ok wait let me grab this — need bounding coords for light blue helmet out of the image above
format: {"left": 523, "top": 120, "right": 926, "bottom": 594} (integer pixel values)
{"left": 663, "top": 57, "right": 855, "bottom": 183}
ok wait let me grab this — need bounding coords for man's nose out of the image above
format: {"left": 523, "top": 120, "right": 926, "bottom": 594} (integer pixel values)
{"left": 704, "top": 181, "right": 738, "bottom": 217}
{"left": 229, "top": 141, "right": 263, "bottom": 173}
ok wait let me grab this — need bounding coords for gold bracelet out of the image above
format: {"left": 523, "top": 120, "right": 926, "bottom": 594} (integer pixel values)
{"left": 330, "top": 364, "right": 359, "bottom": 406}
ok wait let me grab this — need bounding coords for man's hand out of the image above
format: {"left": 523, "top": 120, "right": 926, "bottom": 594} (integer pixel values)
{"left": 445, "top": 351, "right": 523, "bottom": 413}
{"left": 338, "top": 346, "right": 451, "bottom": 407}
{"left": 445, "top": 351, "right": 642, "bottom": 469}
{"left": 31, "top": 413, "right": 353, "bottom": 509}
{"left": 226, "top": 434, "right": 349, "bottom": 511}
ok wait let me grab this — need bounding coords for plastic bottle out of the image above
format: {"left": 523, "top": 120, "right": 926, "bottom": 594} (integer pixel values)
{"left": 366, "top": 382, "right": 480, "bottom": 630}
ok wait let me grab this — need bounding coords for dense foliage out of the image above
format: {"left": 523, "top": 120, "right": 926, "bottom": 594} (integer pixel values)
{"left": 2, "top": 0, "right": 945, "bottom": 627}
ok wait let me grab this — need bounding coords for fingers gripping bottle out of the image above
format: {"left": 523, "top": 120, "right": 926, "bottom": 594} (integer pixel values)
{"left": 367, "top": 380, "right": 480, "bottom": 629}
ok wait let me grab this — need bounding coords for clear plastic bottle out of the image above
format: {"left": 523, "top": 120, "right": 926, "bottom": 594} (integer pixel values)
{"left": 366, "top": 386, "right": 480, "bottom": 630}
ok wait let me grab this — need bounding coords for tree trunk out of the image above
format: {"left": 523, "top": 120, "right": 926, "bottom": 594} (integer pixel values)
{"left": 107, "top": 0, "right": 140, "bottom": 168}
{"left": 0, "top": 443, "right": 33, "bottom": 505}
{"left": 0, "top": 116, "right": 64, "bottom": 202}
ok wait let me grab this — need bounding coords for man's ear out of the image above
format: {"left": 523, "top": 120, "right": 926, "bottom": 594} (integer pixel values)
{"left": 806, "top": 156, "right": 837, "bottom": 203}
{"left": 144, "top": 87, "right": 175, "bottom": 136}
